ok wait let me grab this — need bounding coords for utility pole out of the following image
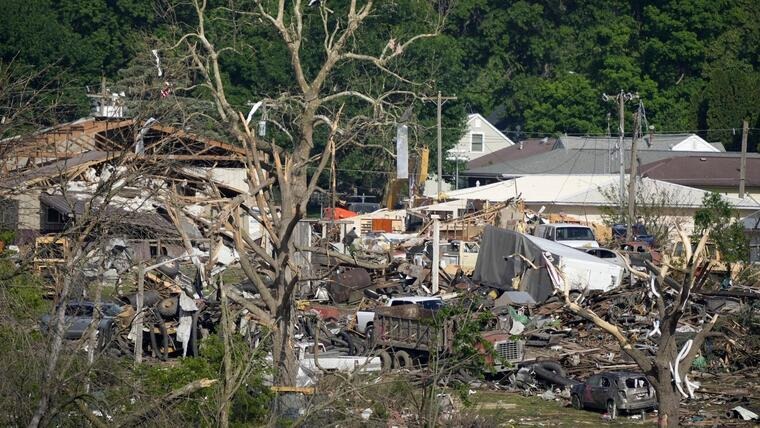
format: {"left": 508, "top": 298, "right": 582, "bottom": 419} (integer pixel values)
{"left": 740, "top": 120, "right": 749, "bottom": 198}
{"left": 422, "top": 91, "right": 457, "bottom": 200}
{"left": 627, "top": 104, "right": 643, "bottom": 239}
{"left": 603, "top": 90, "right": 638, "bottom": 221}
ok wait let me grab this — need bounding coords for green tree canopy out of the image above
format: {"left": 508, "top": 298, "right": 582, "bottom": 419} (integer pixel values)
{"left": 694, "top": 192, "right": 749, "bottom": 264}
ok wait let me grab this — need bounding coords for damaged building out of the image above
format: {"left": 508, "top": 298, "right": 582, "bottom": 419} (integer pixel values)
{"left": 0, "top": 115, "right": 262, "bottom": 259}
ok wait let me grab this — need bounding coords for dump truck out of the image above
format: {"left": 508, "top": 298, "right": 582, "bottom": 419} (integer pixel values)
{"left": 371, "top": 304, "right": 524, "bottom": 372}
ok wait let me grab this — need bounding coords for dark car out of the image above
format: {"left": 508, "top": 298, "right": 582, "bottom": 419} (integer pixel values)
{"left": 40, "top": 301, "right": 123, "bottom": 345}
{"left": 612, "top": 224, "right": 655, "bottom": 247}
{"left": 570, "top": 371, "right": 657, "bottom": 418}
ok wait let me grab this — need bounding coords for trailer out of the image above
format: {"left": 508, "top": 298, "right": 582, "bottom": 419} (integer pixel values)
{"left": 372, "top": 304, "right": 524, "bottom": 371}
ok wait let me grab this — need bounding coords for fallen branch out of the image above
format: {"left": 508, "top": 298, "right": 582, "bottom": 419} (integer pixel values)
{"left": 75, "top": 399, "right": 109, "bottom": 428}
{"left": 296, "top": 245, "right": 391, "bottom": 270}
{"left": 116, "top": 378, "right": 218, "bottom": 427}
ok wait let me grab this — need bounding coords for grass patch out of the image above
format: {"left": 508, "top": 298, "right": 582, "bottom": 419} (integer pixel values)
{"left": 469, "top": 391, "right": 655, "bottom": 427}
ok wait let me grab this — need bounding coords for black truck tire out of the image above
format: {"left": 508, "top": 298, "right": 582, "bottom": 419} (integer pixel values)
{"left": 97, "top": 322, "right": 114, "bottom": 351}
{"left": 378, "top": 351, "right": 392, "bottom": 372}
{"left": 155, "top": 255, "right": 179, "bottom": 278}
{"left": 571, "top": 394, "right": 583, "bottom": 410}
{"left": 157, "top": 297, "right": 179, "bottom": 318}
{"left": 365, "top": 325, "right": 375, "bottom": 349}
{"left": 124, "top": 290, "right": 161, "bottom": 308}
{"left": 150, "top": 322, "right": 169, "bottom": 361}
{"left": 393, "top": 350, "right": 413, "bottom": 369}
{"left": 606, "top": 400, "right": 617, "bottom": 419}
{"left": 339, "top": 331, "right": 357, "bottom": 356}
{"left": 187, "top": 311, "right": 199, "bottom": 357}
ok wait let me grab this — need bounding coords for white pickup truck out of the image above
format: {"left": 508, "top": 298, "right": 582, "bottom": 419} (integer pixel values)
{"left": 355, "top": 296, "right": 443, "bottom": 337}
{"left": 265, "top": 342, "right": 382, "bottom": 387}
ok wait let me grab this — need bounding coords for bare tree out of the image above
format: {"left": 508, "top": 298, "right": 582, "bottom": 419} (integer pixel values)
{"left": 23, "top": 156, "right": 168, "bottom": 427}
{"left": 599, "top": 178, "right": 689, "bottom": 245}
{"left": 164, "top": 0, "right": 446, "bottom": 408}
{"left": 549, "top": 231, "right": 717, "bottom": 428}
{"left": 0, "top": 60, "right": 62, "bottom": 145}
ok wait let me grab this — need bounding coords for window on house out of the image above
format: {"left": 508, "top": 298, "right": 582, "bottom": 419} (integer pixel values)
{"left": 149, "top": 242, "right": 168, "bottom": 257}
{"left": 471, "top": 133, "right": 484, "bottom": 152}
{"left": 0, "top": 199, "right": 19, "bottom": 229}
{"left": 46, "top": 208, "right": 65, "bottom": 224}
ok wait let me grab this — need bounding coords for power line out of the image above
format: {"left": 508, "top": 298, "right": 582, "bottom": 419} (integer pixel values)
{"left": 307, "top": 166, "right": 393, "bottom": 175}
{"left": 503, "top": 127, "right": 760, "bottom": 138}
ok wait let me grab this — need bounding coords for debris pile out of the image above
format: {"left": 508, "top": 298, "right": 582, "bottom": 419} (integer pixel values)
{"left": 5, "top": 138, "right": 756, "bottom": 425}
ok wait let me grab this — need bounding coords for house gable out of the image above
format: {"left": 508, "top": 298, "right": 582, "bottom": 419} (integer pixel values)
{"left": 671, "top": 134, "right": 721, "bottom": 152}
{"left": 450, "top": 113, "right": 515, "bottom": 162}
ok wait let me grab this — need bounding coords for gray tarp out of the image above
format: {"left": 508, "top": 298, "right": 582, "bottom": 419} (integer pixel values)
{"left": 473, "top": 226, "right": 554, "bottom": 303}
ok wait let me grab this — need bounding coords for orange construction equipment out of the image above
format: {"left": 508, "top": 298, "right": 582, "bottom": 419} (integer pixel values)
{"left": 322, "top": 207, "right": 359, "bottom": 220}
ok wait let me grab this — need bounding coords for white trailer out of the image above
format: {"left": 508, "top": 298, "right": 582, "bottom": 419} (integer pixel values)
{"left": 525, "top": 234, "right": 624, "bottom": 292}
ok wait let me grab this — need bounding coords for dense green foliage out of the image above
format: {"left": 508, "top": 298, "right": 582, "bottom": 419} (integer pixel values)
{"left": 1, "top": 0, "right": 759, "bottom": 193}
{"left": 694, "top": 192, "right": 749, "bottom": 264}
{"left": 139, "top": 333, "right": 271, "bottom": 426}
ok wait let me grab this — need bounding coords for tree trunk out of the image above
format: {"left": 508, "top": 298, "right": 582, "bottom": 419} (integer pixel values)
{"left": 272, "top": 291, "right": 298, "bottom": 381}
{"left": 85, "top": 259, "right": 106, "bottom": 394}
{"left": 28, "top": 270, "right": 75, "bottom": 428}
{"left": 270, "top": 294, "right": 301, "bottom": 421}
{"left": 653, "top": 367, "right": 680, "bottom": 428}
{"left": 218, "top": 282, "right": 232, "bottom": 428}
{"left": 655, "top": 387, "right": 680, "bottom": 428}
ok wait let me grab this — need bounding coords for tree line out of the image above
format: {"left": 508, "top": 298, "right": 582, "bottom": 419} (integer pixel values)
{"left": 1, "top": 0, "right": 758, "bottom": 195}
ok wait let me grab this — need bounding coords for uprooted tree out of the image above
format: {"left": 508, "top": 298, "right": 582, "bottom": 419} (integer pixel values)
{"left": 164, "top": 0, "right": 446, "bottom": 415}
{"left": 548, "top": 231, "right": 717, "bottom": 428}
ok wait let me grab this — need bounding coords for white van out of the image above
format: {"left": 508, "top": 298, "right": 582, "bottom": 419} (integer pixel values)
{"left": 533, "top": 223, "right": 599, "bottom": 249}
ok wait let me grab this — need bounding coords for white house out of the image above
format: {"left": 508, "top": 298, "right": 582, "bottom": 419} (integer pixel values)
{"left": 430, "top": 174, "right": 760, "bottom": 234}
{"left": 448, "top": 113, "right": 515, "bottom": 163}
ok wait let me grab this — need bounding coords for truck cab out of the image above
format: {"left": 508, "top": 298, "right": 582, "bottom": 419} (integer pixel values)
{"left": 533, "top": 223, "right": 599, "bottom": 249}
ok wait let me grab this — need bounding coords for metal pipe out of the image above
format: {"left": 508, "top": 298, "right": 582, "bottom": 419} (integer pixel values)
{"left": 431, "top": 215, "right": 440, "bottom": 294}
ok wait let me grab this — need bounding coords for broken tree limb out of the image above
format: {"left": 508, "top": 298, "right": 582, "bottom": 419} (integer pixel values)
{"left": 231, "top": 216, "right": 278, "bottom": 314}
{"left": 116, "top": 378, "right": 218, "bottom": 428}
{"left": 565, "top": 301, "right": 654, "bottom": 373}
{"left": 645, "top": 260, "right": 682, "bottom": 291}
{"left": 617, "top": 252, "right": 649, "bottom": 281}
{"left": 678, "top": 313, "right": 718, "bottom": 380}
{"left": 675, "top": 226, "right": 693, "bottom": 263}
{"left": 75, "top": 399, "right": 109, "bottom": 428}
{"left": 225, "top": 284, "right": 275, "bottom": 327}
{"left": 295, "top": 245, "right": 391, "bottom": 270}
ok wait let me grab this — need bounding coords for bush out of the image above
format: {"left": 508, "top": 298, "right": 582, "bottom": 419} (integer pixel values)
{"left": 138, "top": 333, "right": 272, "bottom": 426}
